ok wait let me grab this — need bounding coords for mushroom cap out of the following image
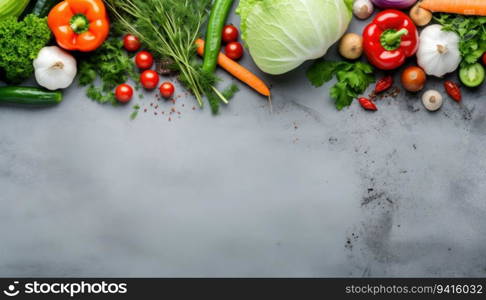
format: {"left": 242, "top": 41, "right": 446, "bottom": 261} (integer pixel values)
{"left": 422, "top": 90, "right": 443, "bottom": 111}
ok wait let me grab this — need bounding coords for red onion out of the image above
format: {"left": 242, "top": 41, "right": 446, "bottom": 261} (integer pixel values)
{"left": 371, "top": 0, "right": 417, "bottom": 9}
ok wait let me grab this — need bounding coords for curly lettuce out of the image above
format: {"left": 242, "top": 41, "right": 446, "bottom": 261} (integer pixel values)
{"left": 237, "top": 0, "right": 352, "bottom": 75}
{"left": 0, "top": 15, "right": 51, "bottom": 83}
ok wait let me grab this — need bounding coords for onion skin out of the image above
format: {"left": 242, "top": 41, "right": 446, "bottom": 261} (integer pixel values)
{"left": 371, "top": 0, "right": 417, "bottom": 9}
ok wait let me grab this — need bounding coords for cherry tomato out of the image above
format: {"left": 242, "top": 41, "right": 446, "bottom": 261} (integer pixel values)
{"left": 115, "top": 83, "right": 133, "bottom": 103}
{"left": 123, "top": 34, "right": 141, "bottom": 52}
{"left": 159, "top": 82, "right": 175, "bottom": 99}
{"left": 225, "top": 42, "right": 244, "bottom": 60}
{"left": 401, "top": 66, "right": 426, "bottom": 92}
{"left": 222, "top": 25, "right": 239, "bottom": 44}
{"left": 140, "top": 70, "right": 159, "bottom": 90}
{"left": 483, "top": 52, "right": 486, "bottom": 66}
{"left": 135, "top": 51, "right": 154, "bottom": 69}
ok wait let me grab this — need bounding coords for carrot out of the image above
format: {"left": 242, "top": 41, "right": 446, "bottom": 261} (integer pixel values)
{"left": 195, "top": 39, "right": 271, "bottom": 97}
{"left": 420, "top": 0, "right": 486, "bottom": 16}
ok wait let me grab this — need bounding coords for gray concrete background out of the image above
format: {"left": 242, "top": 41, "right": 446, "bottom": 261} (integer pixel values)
{"left": 1, "top": 7, "right": 486, "bottom": 277}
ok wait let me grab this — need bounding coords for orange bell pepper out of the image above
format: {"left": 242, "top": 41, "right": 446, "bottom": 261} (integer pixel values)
{"left": 47, "top": 0, "right": 110, "bottom": 52}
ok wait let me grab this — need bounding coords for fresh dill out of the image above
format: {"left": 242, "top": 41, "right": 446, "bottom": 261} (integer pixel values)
{"left": 106, "top": 0, "right": 229, "bottom": 113}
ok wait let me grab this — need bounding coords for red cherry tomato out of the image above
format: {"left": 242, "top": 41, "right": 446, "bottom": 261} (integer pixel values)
{"left": 123, "top": 34, "right": 141, "bottom": 52}
{"left": 135, "top": 51, "right": 154, "bottom": 69}
{"left": 225, "top": 42, "right": 244, "bottom": 60}
{"left": 222, "top": 25, "right": 239, "bottom": 44}
{"left": 140, "top": 70, "right": 159, "bottom": 90}
{"left": 483, "top": 52, "right": 486, "bottom": 66}
{"left": 115, "top": 84, "right": 133, "bottom": 103}
{"left": 159, "top": 82, "right": 175, "bottom": 99}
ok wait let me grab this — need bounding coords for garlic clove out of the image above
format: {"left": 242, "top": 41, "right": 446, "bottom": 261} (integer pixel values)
{"left": 353, "top": 0, "right": 373, "bottom": 20}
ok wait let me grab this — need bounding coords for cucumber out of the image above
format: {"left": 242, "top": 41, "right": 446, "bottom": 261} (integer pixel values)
{"left": 0, "top": 86, "right": 63, "bottom": 106}
{"left": 32, "top": 0, "right": 60, "bottom": 17}
{"left": 459, "top": 63, "right": 485, "bottom": 88}
{"left": 0, "top": 0, "right": 30, "bottom": 18}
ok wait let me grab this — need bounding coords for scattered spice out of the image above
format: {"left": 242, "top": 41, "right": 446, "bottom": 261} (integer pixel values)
{"left": 369, "top": 86, "right": 400, "bottom": 101}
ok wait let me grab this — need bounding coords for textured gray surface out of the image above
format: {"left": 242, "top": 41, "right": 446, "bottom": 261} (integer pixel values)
{"left": 1, "top": 10, "right": 486, "bottom": 277}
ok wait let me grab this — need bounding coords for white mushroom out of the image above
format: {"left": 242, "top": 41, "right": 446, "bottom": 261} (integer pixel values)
{"left": 422, "top": 90, "right": 443, "bottom": 111}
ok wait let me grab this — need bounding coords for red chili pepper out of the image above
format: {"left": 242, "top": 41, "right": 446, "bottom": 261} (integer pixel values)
{"left": 359, "top": 97, "right": 378, "bottom": 111}
{"left": 374, "top": 76, "right": 394, "bottom": 93}
{"left": 444, "top": 80, "right": 462, "bottom": 102}
{"left": 362, "top": 10, "right": 419, "bottom": 70}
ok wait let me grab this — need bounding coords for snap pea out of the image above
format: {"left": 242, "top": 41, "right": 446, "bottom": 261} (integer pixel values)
{"left": 202, "top": 0, "right": 235, "bottom": 73}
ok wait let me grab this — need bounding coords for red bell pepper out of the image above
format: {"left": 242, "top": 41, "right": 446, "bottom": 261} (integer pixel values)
{"left": 362, "top": 10, "right": 419, "bottom": 70}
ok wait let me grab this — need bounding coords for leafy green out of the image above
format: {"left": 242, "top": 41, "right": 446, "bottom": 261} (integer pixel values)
{"left": 436, "top": 14, "right": 486, "bottom": 67}
{"left": 106, "top": 0, "right": 226, "bottom": 113}
{"left": 206, "top": 83, "right": 240, "bottom": 114}
{"left": 130, "top": 105, "right": 140, "bottom": 120}
{"left": 0, "top": 15, "right": 51, "bottom": 83}
{"left": 78, "top": 38, "right": 138, "bottom": 104}
{"left": 222, "top": 84, "right": 240, "bottom": 100}
{"left": 0, "top": 0, "right": 30, "bottom": 19}
{"left": 236, "top": 0, "right": 352, "bottom": 75}
{"left": 307, "top": 60, "right": 375, "bottom": 110}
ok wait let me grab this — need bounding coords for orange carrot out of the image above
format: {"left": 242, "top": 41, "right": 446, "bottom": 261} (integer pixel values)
{"left": 420, "top": 0, "right": 486, "bottom": 16}
{"left": 195, "top": 39, "right": 271, "bottom": 97}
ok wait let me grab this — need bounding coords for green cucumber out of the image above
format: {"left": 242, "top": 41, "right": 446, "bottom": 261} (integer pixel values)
{"left": 32, "top": 0, "right": 60, "bottom": 17}
{"left": 0, "top": 0, "right": 30, "bottom": 18}
{"left": 202, "top": 0, "right": 235, "bottom": 73}
{"left": 0, "top": 86, "right": 63, "bottom": 106}
{"left": 459, "top": 63, "right": 485, "bottom": 88}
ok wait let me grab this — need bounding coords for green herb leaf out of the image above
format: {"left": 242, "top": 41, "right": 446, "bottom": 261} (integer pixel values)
{"left": 306, "top": 60, "right": 342, "bottom": 87}
{"left": 222, "top": 84, "right": 239, "bottom": 100}
{"left": 308, "top": 59, "right": 375, "bottom": 110}
{"left": 130, "top": 105, "right": 140, "bottom": 120}
{"left": 436, "top": 14, "right": 486, "bottom": 67}
{"left": 78, "top": 37, "right": 137, "bottom": 104}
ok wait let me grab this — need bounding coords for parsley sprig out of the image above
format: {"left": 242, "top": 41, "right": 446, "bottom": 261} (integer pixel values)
{"left": 436, "top": 14, "right": 486, "bottom": 67}
{"left": 307, "top": 60, "right": 375, "bottom": 110}
{"left": 78, "top": 38, "right": 138, "bottom": 105}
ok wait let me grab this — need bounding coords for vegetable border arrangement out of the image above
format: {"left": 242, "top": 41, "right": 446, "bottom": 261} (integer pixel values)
{"left": 1, "top": 0, "right": 486, "bottom": 114}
